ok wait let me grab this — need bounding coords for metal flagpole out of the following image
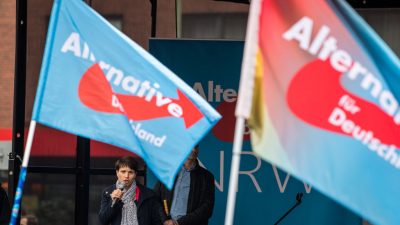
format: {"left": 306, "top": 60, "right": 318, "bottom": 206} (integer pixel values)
{"left": 150, "top": 0, "right": 158, "bottom": 37}
{"left": 224, "top": 0, "right": 261, "bottom": 224}
{"left": 224, "top": 117, "right": 246, "bottom": 225}
{"left": 10, "top": 0, "right": 27, "bottom": 224}
{"left": 175, "top": 0, "right": 182, "bottom": 38}
{"left": 9, "top": 121, "right": 37, "bottom": 225}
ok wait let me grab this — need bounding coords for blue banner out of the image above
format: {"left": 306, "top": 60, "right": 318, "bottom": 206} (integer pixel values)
{"left": 148, "top": 39, "right": 362, "bottom": 225}
{"left": 32, "top": 0, "right": 220, "bottom": 188}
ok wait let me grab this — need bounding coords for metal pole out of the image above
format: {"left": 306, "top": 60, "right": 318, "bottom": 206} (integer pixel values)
{"left": 175, "top": 0, "right": 182, "bottom": 38}
{"left": 74, "top": 2, "right": 91, "bottom": 225}
{"left": 74, "top": 136, "right": 90, "bottom": 225}
{"left": 224, "top": 117, "right": 246, "bottom": 225}
{"left": 150, "top": 0, "right": 157, "bottom": 37}
{"left": 9, "top": 121, "right": 36, "bottom": 225}
{"left": 9, "top": 0, "right": 27, "bottom": 224}
{"left": 225, "top": 0, "right": 261, "bottom": 224}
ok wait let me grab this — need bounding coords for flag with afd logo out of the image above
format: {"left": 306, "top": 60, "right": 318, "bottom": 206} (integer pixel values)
{"left": 33, "top": 0, "right": 221, "bottom": 188}
{"left": 236, "top": 0, "right": 400, "bottom": 224}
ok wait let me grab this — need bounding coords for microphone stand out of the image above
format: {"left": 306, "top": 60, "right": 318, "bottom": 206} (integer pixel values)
{"left": 274, "top": 192, "right": 304, "bottom": 225}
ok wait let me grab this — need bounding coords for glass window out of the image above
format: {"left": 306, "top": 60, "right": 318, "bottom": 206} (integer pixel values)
{"left": 181, "top": 0, "right": 248, "bottom": 39}
{"left": 22, "top": 174, "right": 76, "bottom": 225}
{"left": 91, "top": 0, "right": 152, "bottom": 48}
{"left": 182, "top": 13, "right": 247, "bottom": 39}
{"left": 88, "top": 175, "right": 115, "bottom": 225}
{"left": 106, "top": 16, "right": 123, "bottom": 30}
{"left": 357, "top": 9, "right": 400, "bottom": 57}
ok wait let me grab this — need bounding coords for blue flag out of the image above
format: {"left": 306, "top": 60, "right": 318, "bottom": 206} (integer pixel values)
{"left": 33, "top": 0, "right": 221, "bottom": 188}
{"left": 236, "top": 0, "right": 400, "bottom": 224}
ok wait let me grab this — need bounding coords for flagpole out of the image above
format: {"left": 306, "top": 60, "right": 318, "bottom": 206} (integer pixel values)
{"left": 224, "top": 0, "right": 261, "bottom": 224}
{"left": 9, "top": 121, "right": 37, "bottom": 225}
{"left": 224, "top": 117, "right": 246, "bottom": 225}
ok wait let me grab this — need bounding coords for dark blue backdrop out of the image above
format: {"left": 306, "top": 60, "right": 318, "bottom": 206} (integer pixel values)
{"left": 147, "top": 39, "right": 362, "bottom": 225}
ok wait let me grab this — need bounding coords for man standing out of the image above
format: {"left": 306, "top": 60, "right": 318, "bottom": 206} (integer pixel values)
{"left": 154, "top": 145, "right": 215, "bottom": 225}
{"left": 99, "top": 156, "right": 162, "bottom": 225}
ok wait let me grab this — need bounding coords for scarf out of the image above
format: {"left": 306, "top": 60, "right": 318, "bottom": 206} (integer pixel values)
{"left": 120, "top": 180, "right": 139, "bottom": 225}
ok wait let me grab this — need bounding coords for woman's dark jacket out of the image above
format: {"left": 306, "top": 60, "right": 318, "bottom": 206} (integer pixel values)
{"left": 99, "top": 183, "right": 162, "bottom": 225}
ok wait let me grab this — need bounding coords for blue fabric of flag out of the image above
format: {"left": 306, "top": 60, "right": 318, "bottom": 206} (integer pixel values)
{"left": 32, "top": 0, "right": 221, "bottom": 188}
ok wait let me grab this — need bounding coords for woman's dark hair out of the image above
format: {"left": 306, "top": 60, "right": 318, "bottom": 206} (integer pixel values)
{"left": 115, "top": 156, "right": 138, "bottom": 172}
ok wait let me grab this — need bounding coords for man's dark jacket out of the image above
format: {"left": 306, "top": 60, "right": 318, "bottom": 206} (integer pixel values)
{"left": 154, "top": 163, "right": 215, "bottom": 225}
{"left": 99, "top": 183, "right": 162, "bottom": 225}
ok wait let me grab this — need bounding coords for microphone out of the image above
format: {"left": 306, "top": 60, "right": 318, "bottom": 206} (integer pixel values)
{"left": 296, "top": 192, "right": 303, "bottom": 203}
{"left": 111, "top": 181, "right": 125, "bottom": 207}
{"left": 274, "top": 192, "right": 304, "bottom": 225}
